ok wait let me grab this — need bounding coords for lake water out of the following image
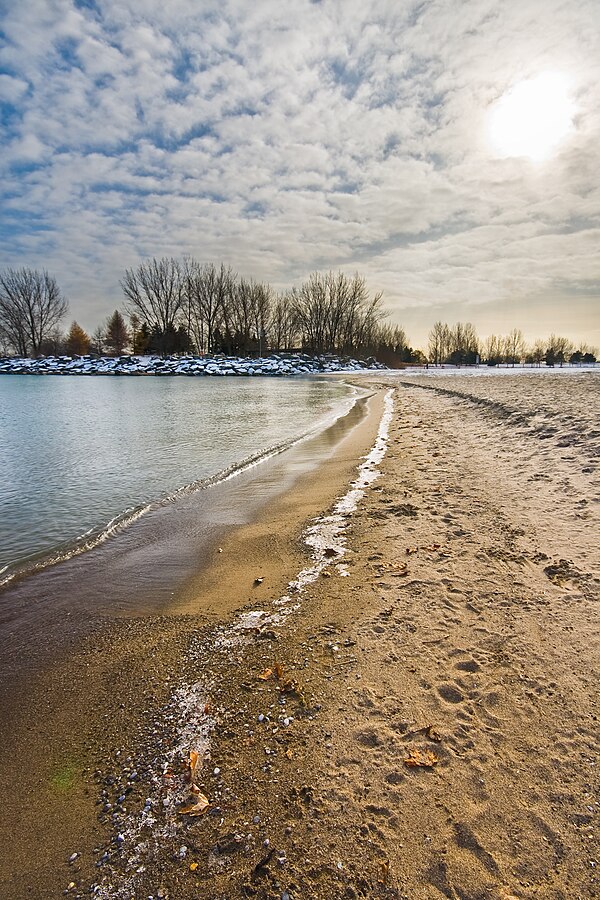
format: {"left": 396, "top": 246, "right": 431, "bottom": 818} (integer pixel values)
{"left": 0, "top": 374, "right": 358, "bottom": 582}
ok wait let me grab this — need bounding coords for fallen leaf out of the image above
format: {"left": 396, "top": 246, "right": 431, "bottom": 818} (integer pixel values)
{"left": 179, "top": 793, "right": 210, "bottom": 816}
{"left": 403, "top": 749, "right": 438, "bottom": 768}
{"left": 189, "top": 862, "right": 199, "bottom": 872}
{"left": 274, "top": 661, "right": 284, "bottom": 680}
{"left": 188, "top": 749, "right": 199, "bottom": 781}
{"left": 378, "top": 860, "right": 390, "bottom": 884}
{"left": 258, "top": 668, "right": 273, "bottom": 681}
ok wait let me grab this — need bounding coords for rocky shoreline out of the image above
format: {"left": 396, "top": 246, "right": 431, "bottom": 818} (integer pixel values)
{"left": 0, "top": 352, "right": 387, "bottom": 377}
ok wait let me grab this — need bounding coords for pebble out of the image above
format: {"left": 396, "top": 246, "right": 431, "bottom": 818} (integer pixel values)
{"left": 253, "top": 815, "right": 261, "bottom": 824}
{"left": 258, "top": 714, "right": 265, "bottom": 723}
{"left": 213, "top": 767, "right": 221, "bottom": 776}
{"left": 69, "top": 853, "right": 78, "bottom": 863}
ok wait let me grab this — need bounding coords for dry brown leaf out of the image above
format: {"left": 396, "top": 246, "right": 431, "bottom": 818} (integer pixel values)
{"left": 179, "top": 792, "right": 209, "bottom": 816}
{"left": 257, "top": 667, "right": 273, "bottom": 681}
{"left": 188, "top": 749, "right": 200, "bottom": 780}
{"left": 190, "top": 862, "right": 199, "bottom": 872}
{"left": 403, "top": 749, "right": 438, "bottom": 768}
{"left": 274, "top": 661, "right": 284, "bottom": 680}
{"left": 378, "top": 860, "right": 390, "bottom": 884}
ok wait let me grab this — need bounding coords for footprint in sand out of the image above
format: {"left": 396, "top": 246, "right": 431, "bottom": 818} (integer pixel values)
{"left": 437, "top": 683, "right": 465, "bottom": 704}
{"left": 455, "top": 659, "right": 481, "bottom": 673}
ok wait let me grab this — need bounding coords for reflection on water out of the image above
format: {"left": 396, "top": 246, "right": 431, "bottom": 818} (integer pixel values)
{"left": 0, "top": 374, "right": 356, "bottom": 575}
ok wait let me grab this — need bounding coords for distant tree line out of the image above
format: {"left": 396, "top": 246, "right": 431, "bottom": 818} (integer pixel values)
{"left": 0, "top": 260, "right": 421, "bottom": 364}
{"left": 0, "top": 263, "right": 596, "bottom": 367}
{"left": 119, "top": 258, "right": 421, "bottom": 362}
{"left": 427, "top": 322, "right": 597, "bottom": 367}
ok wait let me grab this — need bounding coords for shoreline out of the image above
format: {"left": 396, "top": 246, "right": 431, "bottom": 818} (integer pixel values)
{"left": 0, "top": 381, "right": 374, "bottom": 704}
{"left": 0, "top": 384, "right": 389, "bottom": 899}
{"left": 1, "top": 372, "right": 598, "bottom": 899}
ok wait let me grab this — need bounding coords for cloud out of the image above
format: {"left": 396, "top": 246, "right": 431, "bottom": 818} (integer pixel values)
{"left": 0, "top": 0, "right": 598, "bottom": 348}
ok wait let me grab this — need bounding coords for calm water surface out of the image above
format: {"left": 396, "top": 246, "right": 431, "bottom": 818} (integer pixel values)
{"left": 0, "top": 374, "right": 356, "bottom": 577}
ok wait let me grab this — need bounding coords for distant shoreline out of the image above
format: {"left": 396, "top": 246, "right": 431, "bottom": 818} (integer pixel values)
{"left": 1, "top": 352, "right": 597, "bottom": 377}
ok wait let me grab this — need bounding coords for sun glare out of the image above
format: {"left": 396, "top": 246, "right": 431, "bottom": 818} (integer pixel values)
{"left": 488, "top": 71, "right": 575, "bottom": 161}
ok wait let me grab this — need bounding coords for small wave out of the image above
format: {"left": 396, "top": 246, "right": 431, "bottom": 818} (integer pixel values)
{"left": 0, "top": 394, "right": 363, "bottom": 591}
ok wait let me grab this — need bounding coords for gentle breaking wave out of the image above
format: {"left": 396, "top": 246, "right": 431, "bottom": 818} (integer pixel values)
{"left": 0, "top": 411, "right": 353, "bottom": 590}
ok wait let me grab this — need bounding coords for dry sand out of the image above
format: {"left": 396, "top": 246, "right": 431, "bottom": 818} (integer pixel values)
{"left": 0, "top": 371, "right": 598, "bottom": 900}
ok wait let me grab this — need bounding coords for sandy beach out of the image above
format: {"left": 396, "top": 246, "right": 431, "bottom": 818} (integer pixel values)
{"left": 0, "top": 371, "right": 598, "bottom": 899}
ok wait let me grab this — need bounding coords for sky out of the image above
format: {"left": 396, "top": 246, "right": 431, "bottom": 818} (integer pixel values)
{"left": 0, "top": 0, "right": 599, "bottom": 352}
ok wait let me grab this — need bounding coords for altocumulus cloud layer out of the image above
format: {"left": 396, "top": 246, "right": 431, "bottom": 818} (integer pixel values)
{"left": 0, "top": 0, "right": 599, "bottom": 348}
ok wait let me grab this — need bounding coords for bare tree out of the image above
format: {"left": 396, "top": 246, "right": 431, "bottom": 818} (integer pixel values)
{"left": 291, "top": 273, "right": 329, "bottom": 353}
{"left": 0, "top": 267, "right": 68, "bottom": 357}
{"left": 448, "top": 322, "right": 480, "bottom": 365}
{"left": 483, "top": 334, "right": 504, "bottom": 365}
{"left": 527, "top": 338, "right": 546, "bottom": 366}
{"left": 504, "top": 328, "right": 525, "bottom": 366}
{"left": 546, "top": 334, "right": 573, "bottom": 367}
{"left": 90, "top": 326, "right": 106, "bottom": 356}
{"left": 292, "top": 271, "right": 384, "bottom": 355}
{"left": 271, "top": 293, "right": 299, "bottom": 351}
{"left": 249, "top": 281, "right": 273, "bottom": 356}
{"left": 428, "top": 321, "right": 450, "bottom": 365}
{"left": 121, "top": 258, "right": 184, "bottom": 354}
{"left": 185, "top": 261, "right": 235, "bottom": 354}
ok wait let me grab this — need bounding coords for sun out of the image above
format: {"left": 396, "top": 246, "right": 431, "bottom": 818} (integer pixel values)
{"left": 487, "top": 71, "right": 575, "bottom": 161}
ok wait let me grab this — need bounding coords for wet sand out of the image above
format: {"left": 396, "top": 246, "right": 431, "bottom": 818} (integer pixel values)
{"left": 1, "top": 372, "right": 598, "bottom": 899}
{"left": 0, "top": 388, "right": 372, "bottom": 715}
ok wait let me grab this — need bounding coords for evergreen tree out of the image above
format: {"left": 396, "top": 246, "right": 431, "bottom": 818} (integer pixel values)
{"left": 66, "top": 321, "right": 91, "bottom": 356}
{"left": 105, "top": 310, "right": 130, "bottom": 356}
